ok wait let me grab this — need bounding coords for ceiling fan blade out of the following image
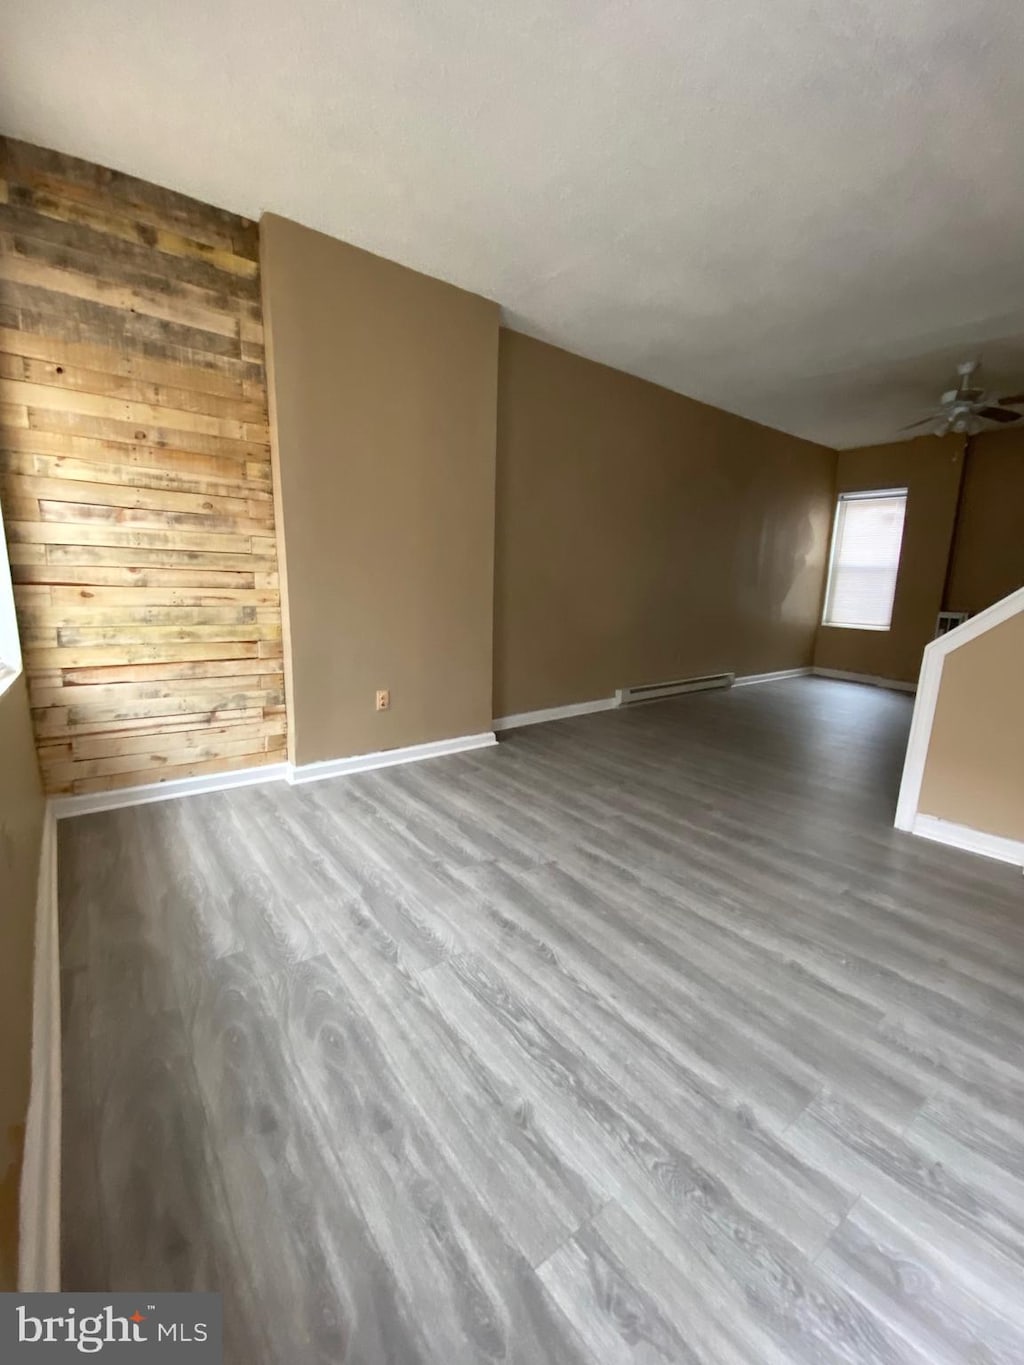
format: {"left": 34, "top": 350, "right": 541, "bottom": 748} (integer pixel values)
{"left": 898, "top": 416, "right": 937, "bottom": 431}
{"left": 977, "top": 406, "right": 1022, "bottom": 424}
{"left": 998, "top": 392, "right": 1024, "bottom": 406}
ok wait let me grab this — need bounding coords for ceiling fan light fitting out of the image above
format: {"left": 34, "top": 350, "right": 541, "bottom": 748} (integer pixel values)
{"left": 904, "top": 361, "right": 1022, "bottom": 440}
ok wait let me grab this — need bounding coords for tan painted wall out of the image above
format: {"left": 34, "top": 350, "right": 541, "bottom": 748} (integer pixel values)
{"left": 918, "top": 611, "right": 1024, "bottom": 842}
{"left": 493, "top": 330, "right": 835, "bottom": 716}
{"left": 946, "top": 429, "right": 1024, "bottom": 616}
{"left": 0, "top": 674, "right": 45, "bottom": 1288}
{"left": 813, "top": 438, "right": 963, "bottom": 684}
{"left": 260, "top": 214, "right": 499, "bottom": 766}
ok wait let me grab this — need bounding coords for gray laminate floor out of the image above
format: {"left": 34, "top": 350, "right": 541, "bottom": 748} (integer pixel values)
{"left": 59, "top": 678, "right": 1024, "bottom": 1364}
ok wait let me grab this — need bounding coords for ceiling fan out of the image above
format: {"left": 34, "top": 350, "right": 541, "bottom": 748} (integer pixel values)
{"left": 900, "top": 361, "right": 1024, "bottom": 436}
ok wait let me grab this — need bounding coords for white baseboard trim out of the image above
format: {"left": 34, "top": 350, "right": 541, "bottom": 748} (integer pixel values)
{"left": 19, "top": 803, "right": 60, "bottom": 1290}
{"left": 910, "top": 813, "right": 1024, "bottom": 869}
{"left": 50, "top": 762, "right": 290, "bottom": 820}
{"left": 496, "top": 673, "right": 815, "bottom": 726}
{"left": 812, "top": 667, "right": 917, "bottom": 694}
{"left": 732, "top": 667, "right": 812, "bottom": 688}
{"left": 50, "top": 731, "right": 501, "bottom": 816}
{"left": 493, "top": 698, "right": 618, "bottom": 731}
{"left": 288, "top": 731, "right": 497, "bottom": 784}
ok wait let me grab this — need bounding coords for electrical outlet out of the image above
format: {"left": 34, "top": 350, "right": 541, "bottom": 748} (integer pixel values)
{"left": 375, "top": 688, "right": 390, "bottom": 712}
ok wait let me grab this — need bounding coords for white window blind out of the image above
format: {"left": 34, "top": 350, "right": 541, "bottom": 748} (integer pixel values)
{"left": 822, "top": 489, "right": 907, "bottom": 630}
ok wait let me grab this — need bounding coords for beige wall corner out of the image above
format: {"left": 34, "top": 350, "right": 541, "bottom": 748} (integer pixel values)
{"left": 492, "top": 330, "right": 836, "bottom": 717}
{"left": 814, "top": 437, "right": 963, "bottom": 685}
{"left": 918, "top": 611, "right": 1024, "bottom": 844}
{"left": 945, "top": 428, "right": 1024, "bottom": 616}
{"left": 258, "top": 234, "right": 298, "bottom": 769}
{"left": 0, "top": 674, "right": 45, "bottom": 1288}
{"left": 259, "top": 214, "right": 499, "bottom": 766}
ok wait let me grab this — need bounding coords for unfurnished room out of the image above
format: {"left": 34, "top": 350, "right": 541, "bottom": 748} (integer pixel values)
{"left": 1, "top": 3, "right": 1023, "bottom": 1362}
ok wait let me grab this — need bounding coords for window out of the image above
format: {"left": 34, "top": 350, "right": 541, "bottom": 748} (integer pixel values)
{"left": 822, "top": 488, "right": 907, "bottom": 630}
{"left": 0, "top": 501, "right": 23, "bottom": 696}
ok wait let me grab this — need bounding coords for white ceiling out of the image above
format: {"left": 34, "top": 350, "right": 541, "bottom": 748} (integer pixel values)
{"left": 4, "top": 0, "right": 1024, "bottom": 449}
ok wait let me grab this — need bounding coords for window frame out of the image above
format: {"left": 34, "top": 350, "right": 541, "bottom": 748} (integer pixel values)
{"left": 821, "top": 487, "right": 908, "bottom": 633}
{"left": 0, "top": 501, "right": 23, "bottom": 698}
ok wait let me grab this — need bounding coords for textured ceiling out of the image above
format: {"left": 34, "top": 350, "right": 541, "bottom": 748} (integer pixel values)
{"left": 4, "top": 0, "right": 1024, "bottom": 449}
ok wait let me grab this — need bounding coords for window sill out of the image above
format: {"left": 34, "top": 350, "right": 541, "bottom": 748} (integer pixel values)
{"left": 820, "top": 623, "right": 892, "bottom": 633}
{"left": 0, "top": 663, "right": 21, "bottom": 702}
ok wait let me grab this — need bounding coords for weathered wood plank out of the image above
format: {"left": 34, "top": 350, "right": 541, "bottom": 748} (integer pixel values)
{"left": 70, "top": 724, "right": 285, "bottom": 765}
{"left": 8, "top": 520, "right": 259, "bottom": 555}
{"left": 61, "top": 688, "right": 284, "bottom": 726}
{"left": 0, "top": 145, "right": 258, "bottom": 258}
{"left": 1, "top": 138, "right": 286, "bottom": 794}
{"left": 35, "top": 543, "right": 275, "bottom": 572}
{"left": 0, "top": 401, "right": 29, "bottom": 427}
{"left": 31, "top": 672, "right": 284, "bottom": 709}
{"left": 12, "top": 563, "right": 262, "bottom": 590}
{"left": 5, "top": 184, "right": 257, "bottom": 278}
{"left": 3, "top": 540, "right": 46, "bottom": 564}
{"left": 69, "top": 718, "right": 286, "bottom": 757}
{"left": 0, "top": 426, "right": 271, "bottom": 480}
{"left": 0, "top": 226, "right": 261, "bottom": 328}
{"left": 0, "top": 253, "right": 241, "bottom": 339}
{"left": 68, "top": 748, "right": 278, "bottom": 794}
{"left": 240, "top": 337, "right": 265, "bottom": 365}
{"left": 54, "top": 623, "right": 281, "bottom": 646}
{"left": 0, "top": 200, "right": 260, "bottom": 297}
{"left": 2, "top": 471, "right": 271, "bottom": 520}
{"left": 0, "top": 451, "right": 273, "bottom": 503}
{"left": 26, "top": 403, "right": 270, "bottom": 462}
{"left": 63, "top": 658, "right": 285, "bottom": 687}
{"left": 0, "top": 352, "right": 267, "bottom": 424}
{"left": 44, "top": 733, "right": 286, "bottom": 784}
{"left": 35, "top": 500, "right": 272, "bottom": 538}
{"left": 26, "top": 642, "right": 260, "bottom": 673}
{"left": 8, "top": 285, "right": 244, "bottom": 367}
{"left": 2, "top": 375, "right": 268, "bottom": 443}
{"left": 28, "top": 607, "right": 265, "bottom": 635}
{"left": 43, "top": 585, "right": 278, "bottom": 609}
{"left": 0, "top": 325, "right": 259, "bottom": 400}
{"left": 2, "top": 490, "right": 40, "bottom": 520}
{"left": 33, "top": 704, "right": 265, "bottom": 739}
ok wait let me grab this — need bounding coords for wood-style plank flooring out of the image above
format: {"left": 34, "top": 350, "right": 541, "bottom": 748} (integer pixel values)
{"left": 59, "top": 678, "right": 1024, "bottom": 1363}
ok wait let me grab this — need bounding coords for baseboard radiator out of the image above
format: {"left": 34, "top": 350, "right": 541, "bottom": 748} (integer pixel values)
{"left": 616, "top": 672, "right": 734, "bottom": 706}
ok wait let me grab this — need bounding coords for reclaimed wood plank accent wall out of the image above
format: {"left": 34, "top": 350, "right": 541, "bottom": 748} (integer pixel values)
{"left": 0, "top": 138, "right": 286, "bottom": 795}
